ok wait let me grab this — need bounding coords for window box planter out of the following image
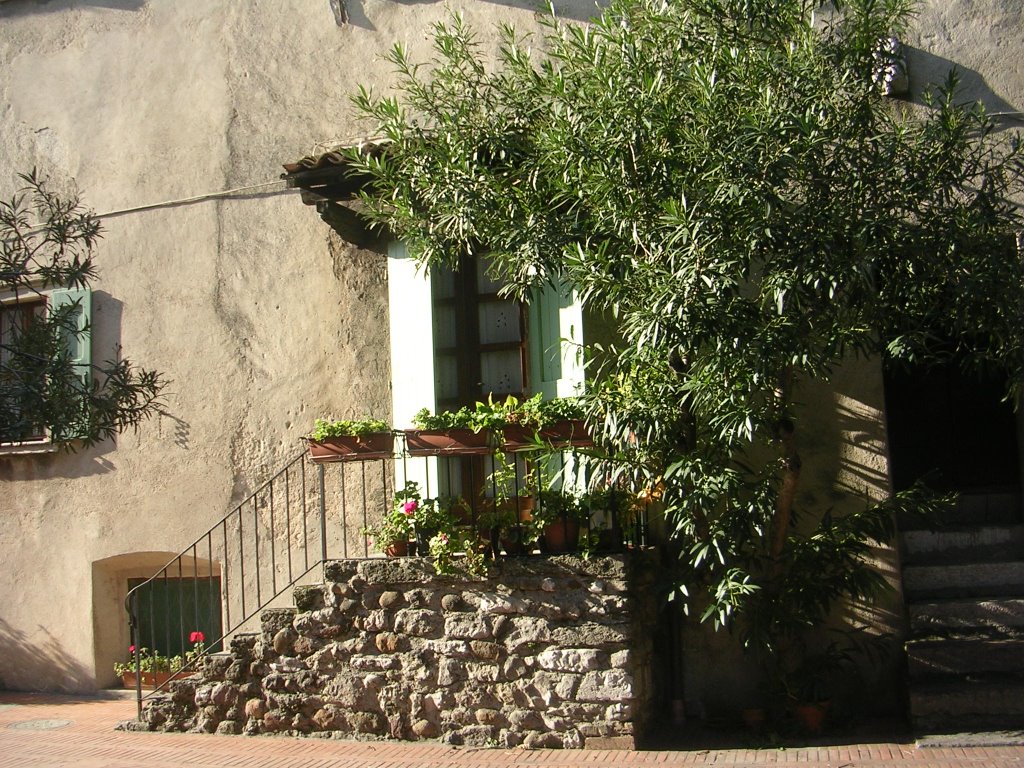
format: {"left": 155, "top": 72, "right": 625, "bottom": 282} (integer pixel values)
{"left": 305, "top": 432, "right": 394, "bottom": 463}
{"left": 403, "top": 428, "right": 493, "bottom": 456}
{"left": 120, "top": 670, "right": 192, "bottom": 690}
{"left": 537, "top": 419, "right": 593, "bottom": 448}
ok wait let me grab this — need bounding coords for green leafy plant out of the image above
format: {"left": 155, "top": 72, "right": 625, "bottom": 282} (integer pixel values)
{"left": 308, "top": 417, "right": 390, "bottom": 440}
{"left": 411, "top": 406, "right": 475, "bottom": 431}
{"left": 429, "top": 529, "right": 488, "bottom": 578}
{"left": 363, "top": 481, "right": 418, "bottom": 550}
{"left": 1, "top": 170, "right": 166, "bottom": 447}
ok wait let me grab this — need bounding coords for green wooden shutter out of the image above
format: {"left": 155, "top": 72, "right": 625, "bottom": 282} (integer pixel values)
{"left": 50, "top": 288, "right": 91, "bottom": 389}
{"left": 50, "top": 288, "right": 91, "bottom": 439}
{"left": 528, "top": 280, "right": 566, "bottom": 400}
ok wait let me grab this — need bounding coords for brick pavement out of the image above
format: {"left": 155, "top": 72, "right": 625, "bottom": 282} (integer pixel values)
{"left": 0, "top": 692, "right": 1021, "bottom": 768}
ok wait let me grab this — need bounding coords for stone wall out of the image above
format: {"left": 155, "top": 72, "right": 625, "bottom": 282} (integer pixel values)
{"left": 134, "top": 553, "right": 660, "bottom": 749}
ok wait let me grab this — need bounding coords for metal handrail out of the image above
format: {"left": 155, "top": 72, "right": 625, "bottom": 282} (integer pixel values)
{"left": 124, "top": 450, "right": 332, "bottom": 715}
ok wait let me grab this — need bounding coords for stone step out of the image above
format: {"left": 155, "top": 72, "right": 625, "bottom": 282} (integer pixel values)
{"left": 907, "top": 637, "right": 1024, "bottom": 679}
{"left": 901, "top": 525, "right": 1024, "bottom": 565}
{"left": 909, "top": 598, "right": 1024, "bottom": 637}
{"left": 898, "top": 492, "right": 1021, "bottom": 530}
{"left": 909, "top": 677, "right": 1024, "bottom": 733}
{"left": 902, "top": 561, "right": 1024, "bottom": 600}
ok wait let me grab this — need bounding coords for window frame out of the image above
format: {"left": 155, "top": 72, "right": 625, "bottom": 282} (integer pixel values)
{"left": 0, "top": 285, "right": 91, "bottom": 453}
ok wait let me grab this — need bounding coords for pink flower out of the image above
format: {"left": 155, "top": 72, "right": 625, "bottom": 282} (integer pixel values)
{"left": 128, "top": 645, "right": 135, "bottom": 654}
{"left": 439, "top": 533, "right": 449, "bottom": 544}
{"left": 403, "top": 500, "right": 418, "bottom": 515}
{"left": 190, "top": 631, "right": 205, "bottom": 644}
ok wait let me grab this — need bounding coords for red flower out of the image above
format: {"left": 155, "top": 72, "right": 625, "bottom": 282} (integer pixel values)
{"left": 128, "top": 645, "right": 135, "bottom": 654}
{"left": 189, "top": 631, "right": 205, "bottom": 644}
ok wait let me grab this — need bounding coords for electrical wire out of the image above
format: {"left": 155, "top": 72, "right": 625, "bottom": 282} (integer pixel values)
{"left": 93, "top": 179, "right": 290, "bottom": 220}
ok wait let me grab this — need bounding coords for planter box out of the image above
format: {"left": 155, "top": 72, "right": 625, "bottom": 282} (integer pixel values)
{"left": 537, "top": 420, "right": 593, "bottom": 449}
{"left": 403, "top": 429, "right": 493, "bottom": 456}
{"left": 121, "top": 670, "right": 191, "bottom": 690}
{"left": 305, "top": 432, "right": 394, "bottom": 463}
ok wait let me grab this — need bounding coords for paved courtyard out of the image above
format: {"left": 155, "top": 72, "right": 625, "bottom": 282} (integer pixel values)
{"left": 0, "top": 691, "right": 1021, "bottom": 768}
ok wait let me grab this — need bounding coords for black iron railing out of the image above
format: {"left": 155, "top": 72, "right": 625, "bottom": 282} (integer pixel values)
{"left": 125, "top": 436, "right": 649, "bottom": 716}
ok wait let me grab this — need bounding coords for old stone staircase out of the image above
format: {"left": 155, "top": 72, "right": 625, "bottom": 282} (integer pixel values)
{"left": 901, "top": 506, "right": 1024, "bottom": 733}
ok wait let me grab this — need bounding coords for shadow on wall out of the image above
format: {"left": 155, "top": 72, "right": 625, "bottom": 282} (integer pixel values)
{"left": 0, "top": 289, "right": 176, "bottom": 481}
{"left": 0, "top": 618, "right": 93, "bottom": 693}
{"left": 340, "top": 0, "right": 601, "bottom": 31}
{"left": 0, "top": 0, "right": 145, "bottom": 17}
{"left": 905, "top": 47, "right": 1020, "bottom": 118}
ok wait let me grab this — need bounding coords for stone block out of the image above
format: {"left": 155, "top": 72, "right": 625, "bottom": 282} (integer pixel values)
{"left": 323, "top": 561, "right": 359, "bottom": 583}
{"left": 502, "top": 616, "right": 551, "bottom": 652}
{"left": 470, "top": 640, "right": 503, "bottom": 661}
{"left": 537, "top": 648, "right": 605, "bottom": 673}
{"left": 394, "top": 608, "right": 442, "bottom": 637}
{"left": 375, "top": 632, "right": 405, "bottom": 653}
{"left": 585, "top": 735, "right": 636, "bottom": 750}
{"left": 358, "top": 558, "right": 435, "bottom": 585}
{"left": 379, "top": 590, "right": 404, "bottom": 609}
{"left": 349, "top": 711, "right": 388, "bottom": 735}
{"left": 260, "top": 608, "right": 296, "bottom": 639}
{"left": 294, "top": 585, "right": 326, "bottom": 612}
{"left": 273, "top": 627, "right": 298, "bottom": 655}
{"left": 578, "top": 669, "right": 634, "bottom": 702}
{"left": 523, "top": 730, "right": 564, "bottom": 749}
{"left": 350, "top": 654, "right": 401, "bottom": 672}
{"left": 444, "top": 614, "right": 491, "bottom": 640}
{"left": 412, "top": 718, "right": 439, "bottom": 738}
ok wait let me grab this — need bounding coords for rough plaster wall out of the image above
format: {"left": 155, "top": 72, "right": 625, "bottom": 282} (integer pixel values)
{"left": 0, "top": 0, "right": 597, "bottom": 692}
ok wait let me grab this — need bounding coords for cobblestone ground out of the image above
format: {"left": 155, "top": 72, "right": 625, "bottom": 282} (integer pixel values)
{"left": 0, "top": 692, "right": 1021, "bottom": 768}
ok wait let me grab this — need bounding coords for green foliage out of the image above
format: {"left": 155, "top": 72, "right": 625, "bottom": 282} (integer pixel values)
{"left": 349, "top": 0, "right": 1022, "bottom": 658}
{"left": 411, "top": 406, "right": 475, "bottom": 431}
{"left": 308, "top": 417, "right": 390, "bottom": 439}
{"left": 1, "top": 170, "right": 166, "bottom": 448}
{"left": 429, "top": 529, "right": 488, "bottom": 578}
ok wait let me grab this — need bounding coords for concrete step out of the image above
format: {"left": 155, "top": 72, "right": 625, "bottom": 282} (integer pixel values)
{"left": 909, "top": 598, "right": 1024, "bottom": 637}
{"left": 901, "top": 525, "right": 1024, "bottom": 565}
{"left": 910, "top": 677, "right": 1024, "bottom": 733}
{"left": 902, "top": 561, "right": 1024, "bottom": 600}
{"left": 907, "top": 637, "right": 1024, "bottom": 679}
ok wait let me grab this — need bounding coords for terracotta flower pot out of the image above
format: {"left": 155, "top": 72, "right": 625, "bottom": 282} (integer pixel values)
{"left": 542, "top": 518, "right": 580, "bottom": 553}
{"left": 794, "top": 701, "right": 830, "bottom": 733}
{"left": 384, "top": 540, "right": 409, "bottom": 557}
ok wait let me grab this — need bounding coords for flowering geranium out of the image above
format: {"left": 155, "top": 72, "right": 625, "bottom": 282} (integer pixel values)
{"left": 428, "top": 530, "right": 487, "bottom": 578}
{"left": 362, "top": 481, "right": 419, "bottom": 552}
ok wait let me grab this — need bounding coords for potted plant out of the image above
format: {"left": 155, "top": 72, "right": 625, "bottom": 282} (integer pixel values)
{"left": 533, "top": 489, "right": 589, "bottom": 553}
{"left": 363, "top": 481, "right": 418, "bottom": 555}
{"left": 404, "top": 407, "right": 493, "bottom": 455}
{"left": 428, "top": 529, "right": 488, "bottom": 578}
{"left": 115, "top": 646, "right": 187, "bottom": 689}
{"left": 477, "top": 451, "right": 537, "bottom": 554}
{"left": 533, "top": 397, "right": 594, "bottom": 448}
{"left": 304, "top": 418, "right": 393, "bottom": 462}
{"left": 581, "top": 487, "right": 641, "bottom": 552}
{"left": 413, "top": 493, "right": 462, "bottom": 552}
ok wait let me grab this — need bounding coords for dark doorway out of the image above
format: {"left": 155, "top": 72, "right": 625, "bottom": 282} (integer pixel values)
{"left": 883, "top": 360, "right": 1022, "bottom": 525}
{"left": 127, "top": 577, "right": 223, "bottom": 657}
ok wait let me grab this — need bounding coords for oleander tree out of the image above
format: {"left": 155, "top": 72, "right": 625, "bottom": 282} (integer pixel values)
{"left": 0, "top": 170, "right": 166, "bottom": 448}
{"left": 347, "top": 0, "right": 1024, "bottom": 652}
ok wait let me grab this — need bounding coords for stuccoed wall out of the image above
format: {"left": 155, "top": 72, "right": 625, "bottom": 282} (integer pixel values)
{"left": 0, "top": 0, "right": 601, "bottom": 693}
{"left": 132, "top": 553, "right": 658, "bottom": 749}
